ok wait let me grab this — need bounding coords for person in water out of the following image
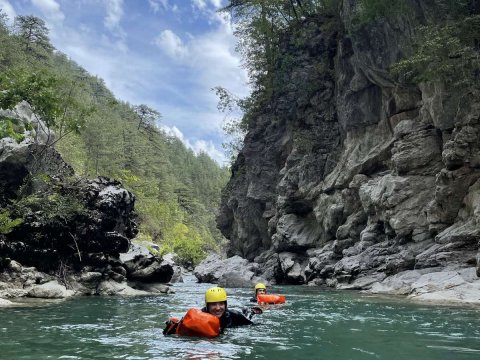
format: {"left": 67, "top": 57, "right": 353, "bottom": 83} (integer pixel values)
{"left": 203, "top": 287, "right": 261, "bottom": 330}
{"left": 163, "top": 286, "right": 261, "bottom": 335}
{"left": 250, "top": 283, "right": 267, "bottom": 302}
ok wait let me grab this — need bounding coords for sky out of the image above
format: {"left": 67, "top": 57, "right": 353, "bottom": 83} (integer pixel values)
{"left": 0, "top": 0, "right": 249, "bottom": 164}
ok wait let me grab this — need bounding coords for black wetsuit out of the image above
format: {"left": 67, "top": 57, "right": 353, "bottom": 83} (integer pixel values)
{"left": 201, "top": 307, "right": 253, "bottom": 329}
{"left": 250, "top": 296, "right": 257, "bottom": 303}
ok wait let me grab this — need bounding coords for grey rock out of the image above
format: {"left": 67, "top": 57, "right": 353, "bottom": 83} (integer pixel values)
{"left": 26, "top": 280, "right": 74, "bottom": 299}
{"left": 407, "top": 268, "right": 480, "bottom": 304}
{"left": 218, "top": 271, "right": 257, "bottom": 288}
{"left": 279, "top": 252, "right": 308, "bottom": 284}
{"left": 96, "top": 280, "right": 149, "bottom": 296}
{"left": 336, "top": 273, "right": 387, "bottom": 290}
{"left": 194, "top": 254, "right": 254, "bottom": 283}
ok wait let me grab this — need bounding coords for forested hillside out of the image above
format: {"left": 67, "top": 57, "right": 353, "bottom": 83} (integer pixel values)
{"left": 0, "top": 12, "right": 229, "bottom": 266}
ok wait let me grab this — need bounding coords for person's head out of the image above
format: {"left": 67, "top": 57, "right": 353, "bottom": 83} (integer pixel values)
{"left": 255, "top": 283, "right": 267, "bottom": 296}
{"left": 205, "top": 287, "right": 227, "bottom": 318}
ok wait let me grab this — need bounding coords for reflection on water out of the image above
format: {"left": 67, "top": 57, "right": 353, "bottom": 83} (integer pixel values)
{"left": 1, "top": 276, "right": 480, "bottom": 359}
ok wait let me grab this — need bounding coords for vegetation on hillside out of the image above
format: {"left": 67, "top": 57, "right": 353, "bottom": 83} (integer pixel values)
{"left": 391, "top": 1, "right": 480, "bottom": 92}
{"left": 0, "top": 11, "right": 229, "bottom": 266}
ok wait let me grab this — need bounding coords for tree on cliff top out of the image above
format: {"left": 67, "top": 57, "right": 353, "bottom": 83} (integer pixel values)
{"left": 391, "top": 1, "right": 480, "bottom": 92}
{"left": 13, "top": 15, "right": 53, "bottom": 57}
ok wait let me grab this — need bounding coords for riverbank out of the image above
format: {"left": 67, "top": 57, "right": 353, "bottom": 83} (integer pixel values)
{"left": 194, "top": 254, "right": 480, "bottom": 307}
{"left": 0, "top": 244, "right": 181, "bottom": 307}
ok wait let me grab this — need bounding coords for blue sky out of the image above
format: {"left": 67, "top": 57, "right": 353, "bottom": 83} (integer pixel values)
{"left": 0, "top": 0, "right": 249, "bottom": 164}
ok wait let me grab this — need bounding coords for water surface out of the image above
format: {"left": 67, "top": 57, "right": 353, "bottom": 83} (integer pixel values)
{"left": 1, "top": 277, "right": 479, "bottom": 359}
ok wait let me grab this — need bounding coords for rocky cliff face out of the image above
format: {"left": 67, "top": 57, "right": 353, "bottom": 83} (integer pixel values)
{"left": 0, "top": 103, "right": 173, "bottom": 301}
{"left": 217, "top": 0, "right": 480, "bottom": 293}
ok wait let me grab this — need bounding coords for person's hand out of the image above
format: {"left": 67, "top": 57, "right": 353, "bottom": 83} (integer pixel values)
{"left": 251, "top": 306, "right": 263, "bottom": 315}
{"left": 163, "top": 318, "right": 180, "bottom": 335}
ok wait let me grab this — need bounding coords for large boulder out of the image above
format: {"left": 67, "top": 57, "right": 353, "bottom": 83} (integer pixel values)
{"left": 120, "top": 243, "right": 174, "bottom": 283}
{"left": 1, "top": 176, "right": 137, "bottom": 272}
{"left": 26, "top": 280, "right": 74, "bottom": 299}
{"left": 194, "top": 254, "right": 261, "bottom": 286}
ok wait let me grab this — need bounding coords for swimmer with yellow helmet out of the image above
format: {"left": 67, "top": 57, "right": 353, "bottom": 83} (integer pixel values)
{"left": 203, "top": 286, "right": 262, "bottom": 330}
{"left": 250, "top": 283, "right": 267, "bottom": 302}
{"left": 163, "top": 286, "right": 263, "bottom": 336}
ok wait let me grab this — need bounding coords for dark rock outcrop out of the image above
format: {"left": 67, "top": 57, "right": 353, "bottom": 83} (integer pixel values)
{"left": 1, "top": 176, "right": 137, "bottom": 272}
{"left": 0, "top": 103, "right": 173, "bottom": 300}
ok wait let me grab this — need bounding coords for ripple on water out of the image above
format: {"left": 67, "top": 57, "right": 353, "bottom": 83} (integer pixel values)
{"left": 426, "top": 346, "right": 480, "bottom": 353}
{"left": 352, "top": 347, "right": 380, "bottom": 358}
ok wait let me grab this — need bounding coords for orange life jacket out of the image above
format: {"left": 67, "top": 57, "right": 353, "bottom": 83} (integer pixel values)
{"left": 257, "top": 294, "right": 286, "bottom": 304}
{"left": 175, "top": 308, "right": 221, "bottom": 338}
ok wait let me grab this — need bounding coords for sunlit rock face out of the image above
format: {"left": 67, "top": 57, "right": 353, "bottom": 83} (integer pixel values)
{"left": 0, "top": 102, "right": 72, "bottom": 207}
{"left": 216, "top": 0, "right": 480, "bottom": 295}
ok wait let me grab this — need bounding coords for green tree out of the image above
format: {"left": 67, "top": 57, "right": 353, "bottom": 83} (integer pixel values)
{"left": 391, "top": 3, "right": 480, "bottom": 92}
{"left": 0, "top": 9, "right": 9, "bottom": 32}
{"left": 212, "top": 86, "right": 249, "bottom": 162}
{"left": 13, "top": 15, "right": 53, "bottom": 56}
{"left": 133, "top": 104, "right": 161, "bottom": 132}
{"left": 0, "top": 67, "right": 90, "bottom": 144}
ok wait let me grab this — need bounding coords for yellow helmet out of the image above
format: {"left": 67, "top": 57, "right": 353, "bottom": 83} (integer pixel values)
{"left": 255, "top": 283, "right": 267, "bottom": 290}
{"left": 205, "top": 287, "right": 227, "bottom": 303}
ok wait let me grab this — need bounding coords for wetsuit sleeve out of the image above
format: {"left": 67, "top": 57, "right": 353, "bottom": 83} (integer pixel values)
{"left": 228, "top": 309, "right": 254, "bottom": 326}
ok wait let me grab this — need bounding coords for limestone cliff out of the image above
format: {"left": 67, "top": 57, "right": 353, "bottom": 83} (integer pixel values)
{"left": 216, "top": 0, "right": 480, "bottom": 291}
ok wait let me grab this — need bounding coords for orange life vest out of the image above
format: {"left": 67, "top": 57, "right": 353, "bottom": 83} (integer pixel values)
{"left": 257, "top": 294, "right": 286, "bottom": 304}
{"left": 175, "top": 308, "right": 221, "bottom": 338}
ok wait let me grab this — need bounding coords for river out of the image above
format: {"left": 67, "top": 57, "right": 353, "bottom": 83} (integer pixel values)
{"left": 1, "top": 276, "right": 479, "bottom": 359}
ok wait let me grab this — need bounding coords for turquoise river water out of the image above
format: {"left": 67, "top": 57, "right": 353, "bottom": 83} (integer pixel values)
{"left": 1, "top": 276, "right": 480, "bottom": 359}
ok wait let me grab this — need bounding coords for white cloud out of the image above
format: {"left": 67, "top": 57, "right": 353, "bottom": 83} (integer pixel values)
{"left": 104, "top": 0, "right": 123, "bottom": 32}
{"left": 192, "top": 139, "right": 225, "bottom": 163}
{"left": 162, "top": 125, "right": 226, "bottom": 164}
{"left": 31, "top": 0, "right": 64, "bottom": 23}
{"left": 209, "top": 0, "right": 222, "bottom": 8}
{"left": 0, "top": 0, "right": 16, "bottom": 24}
{"left": 151, "top": 9, "right": 248, "bottom": 151}
{"left": 154, "top": 29, "right": 188, "bottom": 59}
{"left": 179, "top": 15, "right": 248, "bottom": 98}
{"left": 192, "top": 0, "right": 207, "bottom": 10}
{"left": 148, "top": 0, "right": 168, "bottom": 13}
{"left": 102, "top": 0, "right": 127, "bottom": 52}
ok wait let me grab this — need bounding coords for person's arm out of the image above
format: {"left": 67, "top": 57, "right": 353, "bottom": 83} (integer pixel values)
{"left": 163, "top": 318, "right": 180, "bottom": 335}
{"left": 226, "top": 310, "right": 252, "bottom": 326}
{"left": 242, "top": 305, "right": 263, "bottom": 320}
